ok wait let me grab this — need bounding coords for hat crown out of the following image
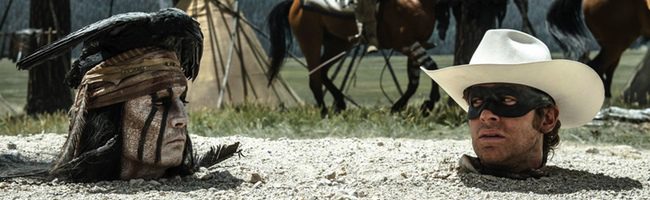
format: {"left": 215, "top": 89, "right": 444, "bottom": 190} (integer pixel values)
{"left": 469, "top": 29, "right": 552, "bottom": 65}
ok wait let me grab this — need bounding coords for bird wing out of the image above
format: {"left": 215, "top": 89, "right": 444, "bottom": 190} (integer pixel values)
{"left": 16, "top": 12, "right": 152, "bottom": 70}
{"left": 182, "top": 20, "right": 203, "bottom": 80}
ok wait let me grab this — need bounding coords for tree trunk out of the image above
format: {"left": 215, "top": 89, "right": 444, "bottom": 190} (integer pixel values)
{"left": 623, "top": 46, "right": 650, "bottom": 106}
{"left": 452, "top": 0, "right": 508, "bottom": 65}
{"left": 25, "top": 0, "right": 72, "bottom": 115}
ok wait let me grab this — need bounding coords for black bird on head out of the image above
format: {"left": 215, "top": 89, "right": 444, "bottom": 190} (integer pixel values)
{"left": 16, "top": 8, "right": 203, "bottom": 88}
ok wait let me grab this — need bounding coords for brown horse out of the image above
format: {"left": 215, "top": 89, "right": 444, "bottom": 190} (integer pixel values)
{"left": 547, "top": 0, "right": 650, "bottom": 98}
{"left": 267, "top": 0, "right": 449, "bottom": 116}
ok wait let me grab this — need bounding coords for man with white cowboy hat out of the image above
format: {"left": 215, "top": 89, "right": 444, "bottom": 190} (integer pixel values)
{"left": 422, "top": 29, "right": 604, "bottom": 179}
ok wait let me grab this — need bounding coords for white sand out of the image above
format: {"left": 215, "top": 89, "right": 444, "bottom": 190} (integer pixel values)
{"left": 1, "top": 133, "right": 648, "bottom": 199}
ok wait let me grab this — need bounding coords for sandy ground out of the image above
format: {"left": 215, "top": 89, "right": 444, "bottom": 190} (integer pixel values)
{"left": 0, "top": 133, "right": 649, "bottom": 199}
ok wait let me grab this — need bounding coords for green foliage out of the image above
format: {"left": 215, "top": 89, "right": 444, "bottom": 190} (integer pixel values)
{"left": 1, "top": 104, "right": 650, "bottom": 149}
{"left": 188, "top": 104, "right": 467, "bottom": 140}
{"left": 0, "top": 111, "right": 69, "bottom": 135}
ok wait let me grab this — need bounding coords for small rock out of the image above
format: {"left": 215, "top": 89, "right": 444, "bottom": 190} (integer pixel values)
{"left": 325, "top": 171, "right": 337, "bottom": 181}
{"left": 0, "top": 182, "right": 7, "bottom": 189}
{"left": 196, "top": 172, "right": 212, "bottom": 180}
{"left": 353, "top": 190, "right": 367, "bottom": 198}
{"left": 253, "top": 181, "right": 263, "bottom": 188}
{"left": 431, "top": 172, "right": 451, "bottom": 179}
{"left": 214, "top": 190, "right": 226, "bottom": 195}
{"left": 333, "top": 193, "right": 358, "bottom": 200}
{"left": 338, "top": 167, "right": 347, "bottom": 176}
{"left": 317, "top": 178, "right": 331, "bottom": 186}
{"left": 377, "top": 142, "right": 384, "bottom": 146}
{"left": 7, "top": 143, "right": 16, "bottom": 150}
{"left": 394, "top": 142, "right": 402, "bottom": 148}
{"left": 148, "top": 180, "right": 161, "bottom": 185}
{"left": 199, "top": 167, "right": 208, "bottom": 172}
{"left": 400, "top": 172, "right": 408, "bottom": 179}
{"left": 129, "top": 179, "right": 145, "bottom": 185}
{"left": 88, "top": 186, "right": 104, "bottom": 193}
{"left": 249, "top": 173, "right": 264, "bottom": 183}
{"left": 586, "top": 148, "right": 599, "bottom": 154}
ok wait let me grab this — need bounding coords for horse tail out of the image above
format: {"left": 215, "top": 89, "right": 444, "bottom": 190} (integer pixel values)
{"left": 267, "top": 0, "right": 293, "bottom": 85}
{"left": 546, "top": 0, "right": 591, "bottom": 62}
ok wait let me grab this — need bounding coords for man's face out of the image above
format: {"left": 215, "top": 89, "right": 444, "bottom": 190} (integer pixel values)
{"left": 465, "top": 83, "right": 555, "bottom": 171}
{"left": 122, "top": 85, "right": 188, "bottom": 167}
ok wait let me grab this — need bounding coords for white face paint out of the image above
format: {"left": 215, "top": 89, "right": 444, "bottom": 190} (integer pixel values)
{"left": 121, "top": 85, "right": 189, "bottom": 170}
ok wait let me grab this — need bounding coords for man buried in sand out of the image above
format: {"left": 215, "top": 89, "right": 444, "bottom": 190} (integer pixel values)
{"left": 15, "top": 8, "right": 240, "bottom": 182}
{"left": 422, "top": 29, "right": 604, "bottom": 179}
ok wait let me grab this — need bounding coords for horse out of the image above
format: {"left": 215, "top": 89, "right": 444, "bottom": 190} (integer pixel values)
{"left": 267, "top": 0, "right": 450, "bottom": 116}
{"left": 547, "top": 0, "right": 650, "bottom": 98}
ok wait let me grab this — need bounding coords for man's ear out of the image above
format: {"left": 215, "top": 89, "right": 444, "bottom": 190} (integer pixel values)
{"left": 540, "top": 106, "right": 559, "bottom": 133}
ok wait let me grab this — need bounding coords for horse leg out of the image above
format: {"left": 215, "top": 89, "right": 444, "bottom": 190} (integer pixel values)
{"left": 420, "top": 76, "right": 441, "bottom": 115}
{"left": 302, "top": 40, "right": 327, "bottom": 117}
{"left": 305, "top": 51, "right": 328, "bottom": 116}
{"left": 288, "top": 6, "right": 332, "bottom": 116}
{"left": 320, "top": 68, "right": 346, "bottom": 114}
{"left": 308, "top": 73, "right": 327, "bottom": 117}
{"left": 297, "top": 34, "right": 327, "bottom": 116}
{"left": 589, "top": 30, "right": 636, "bottom": 97}
{"left": 513, "top": 0, "right": 536, "bottom": 36}
{"left": 589, "top": 47, "right": 627, "bottom": 98}
{"left": 320, "top": 35, "right": 351, "bottom": 114}
{"left": 391, "top": 58, "right": 420, "bottom": 113}
{"left": 604, "top": 57, "right": 621, "bottom": 99}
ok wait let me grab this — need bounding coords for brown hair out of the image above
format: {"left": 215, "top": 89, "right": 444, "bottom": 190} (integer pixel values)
{"left": 533, "top": 106, "right": 561, "bottom": 166}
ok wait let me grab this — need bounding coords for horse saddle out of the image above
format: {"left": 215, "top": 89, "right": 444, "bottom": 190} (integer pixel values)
{"left": 301, "top": 0, "right": 357, "bottom": 18}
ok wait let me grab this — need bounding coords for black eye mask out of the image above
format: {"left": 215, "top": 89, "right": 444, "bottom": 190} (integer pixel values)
{"left": 464, "top": 84, "right": 555, "bottom": 119}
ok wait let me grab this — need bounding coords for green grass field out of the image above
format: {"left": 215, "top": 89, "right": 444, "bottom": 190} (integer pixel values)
{"left": 0, "top": 49, "right": 645, "bottom": 112}
{"left": 1, "top": 50, "right": 649, "bottom": 148}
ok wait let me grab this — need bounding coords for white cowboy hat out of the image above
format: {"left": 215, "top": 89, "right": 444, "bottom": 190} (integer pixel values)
{"left": 421, "top": 29, "right": 603, "bottom": 128}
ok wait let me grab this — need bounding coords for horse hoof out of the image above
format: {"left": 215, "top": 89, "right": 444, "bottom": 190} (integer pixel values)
{"left": 320, "top": 108, "right": 329, "bottom": 118}
{"left": 420, "top": 100, "right": 434, "bottom": 116}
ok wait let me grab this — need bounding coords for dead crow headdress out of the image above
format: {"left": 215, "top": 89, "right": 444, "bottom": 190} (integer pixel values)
{"left": 16, "top": 8, "right": 239, "bottom": 182}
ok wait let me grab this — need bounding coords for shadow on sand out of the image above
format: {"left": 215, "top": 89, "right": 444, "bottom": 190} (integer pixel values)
{"left": 459, "top": 166, "right": 643, "bottom": 194}
{"left": 1, "top": 153, "right": 244, "bottom": 193}
{"left": 95, "top": 170, "right": 245, "bottom": 194}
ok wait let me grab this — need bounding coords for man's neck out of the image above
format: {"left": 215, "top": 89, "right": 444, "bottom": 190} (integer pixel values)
{"left": 494, "top": 139, "right": 544, "bottom": 173}
{"left": 120, "top": 157, "right": 168, "bottom": 180}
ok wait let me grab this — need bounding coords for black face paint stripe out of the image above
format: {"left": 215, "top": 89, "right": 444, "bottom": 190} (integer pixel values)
{"left": 155, "top": 88, "right": 173, "bottom": 164}
{"left": 181, "top": 87, "right": 188, "bottom": 101}
{"left": 138, "top": 93, "right": 159, "bottom": 161}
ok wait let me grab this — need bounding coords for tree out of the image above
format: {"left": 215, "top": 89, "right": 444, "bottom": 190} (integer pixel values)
{"left": 25, "top": 0, "right": 72, "bottom": 115}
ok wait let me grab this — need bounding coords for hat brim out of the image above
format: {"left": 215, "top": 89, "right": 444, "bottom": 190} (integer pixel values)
{"left": 421, "top": 59, "right": 604, "bottom": 128}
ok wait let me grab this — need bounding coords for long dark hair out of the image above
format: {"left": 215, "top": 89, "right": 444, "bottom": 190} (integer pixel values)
{"left": 50, "top": 103, "right": 195, "bottom": 182}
